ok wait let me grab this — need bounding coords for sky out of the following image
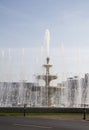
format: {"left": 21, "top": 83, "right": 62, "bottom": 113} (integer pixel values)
{"left": 0, "top": 0, "right": 89, "bottom": 83}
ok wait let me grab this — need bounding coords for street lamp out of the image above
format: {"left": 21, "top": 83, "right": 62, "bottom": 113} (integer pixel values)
{"left": 24, "top": 104, "right": 27, "bottom": 117}
{"left": 83, "top": 104, "right": 86, "bottom": 120}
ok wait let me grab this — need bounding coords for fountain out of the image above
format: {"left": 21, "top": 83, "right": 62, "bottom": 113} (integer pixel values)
{"left": 37, "top": 29, "right": 57, "bottom": 107}
{"left": 0, "top": 30, "right": 89, "bottom": 108}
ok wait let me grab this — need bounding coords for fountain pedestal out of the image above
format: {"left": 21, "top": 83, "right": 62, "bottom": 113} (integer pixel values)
{"left": 37, "top": 57, "right": 57, "bottom": 107}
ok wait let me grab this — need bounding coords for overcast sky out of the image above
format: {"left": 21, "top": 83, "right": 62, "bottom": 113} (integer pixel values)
{"left": 0, "top": 0, "right": 89, "bottom": 83}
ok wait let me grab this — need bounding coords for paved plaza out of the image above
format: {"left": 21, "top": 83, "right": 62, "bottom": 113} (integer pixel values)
{"left": 0, "top": 116, "right": 89, "bottom": 130}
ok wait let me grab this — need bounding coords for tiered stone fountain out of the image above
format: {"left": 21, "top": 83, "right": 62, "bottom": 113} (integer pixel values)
{"left": 37, "top": 29, "right": 57, "bottom": 107}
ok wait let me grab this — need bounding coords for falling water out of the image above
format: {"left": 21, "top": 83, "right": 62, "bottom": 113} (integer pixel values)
{"left": 0, "top": 30, "right": 89, "bottom": 107}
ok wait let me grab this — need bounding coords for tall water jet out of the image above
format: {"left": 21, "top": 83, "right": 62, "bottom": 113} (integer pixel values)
{"left": 18, "top": 48, "right": 26, "bottom": 106}
{"left": 45, "top": 29, "right": 50, "bottom": 57}
{"left": 20, "top": 48, "right": 25, "bottom": 81}
{"left": 1, "top": 50, "right": 5, "bottom": 82}
{"left": 8, "top": 48, "right": 12, "bottom": 81}
{"left": 77, "top": 48, "right": 82, "bottom": 107}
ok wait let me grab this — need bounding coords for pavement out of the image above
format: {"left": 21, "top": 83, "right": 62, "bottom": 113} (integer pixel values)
{"left": 0, "top": 116, "right": 89, "bottom": 130}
